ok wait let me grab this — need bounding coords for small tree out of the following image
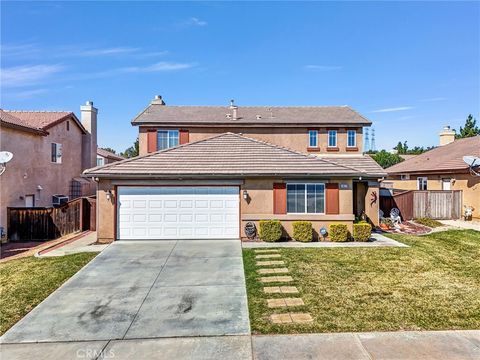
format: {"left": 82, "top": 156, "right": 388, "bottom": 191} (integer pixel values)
{"left": 455, "top": 114, "right": 480, "bottom": 139}
{"left": 101, "top": 147, "right": 117, "bottom": 154}
{"left": 371, "top": 150, "right": 404, "bottom": 169}
{"left": 394, "top": 141, "right": 408, "bottom": 154}
{"left": 121, "top": 137, "right": 139, "bottom": 158}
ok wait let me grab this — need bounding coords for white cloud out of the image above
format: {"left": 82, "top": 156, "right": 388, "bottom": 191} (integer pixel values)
{"left": 3, "top": 88, "right": 49, "bottom": 99}
{"left": 1, "top": 64, "right": 64, "bottom": 88}
{"left": 186, "top": 17, "right": 208, "bottom": 26}
{"left": 74, "top": 47, "right": 139, "bottom": 56}
{"left": 371, "top": 106, "right": 413, "bottom": 113}
{"left": 120, "top": 61, "right": 196, "bottom": 73}
{"left": 419, "top": 97, "right": 447, "bottom": 102}
{"left": 304, "top": 64, "right": 342, "bottom": 71}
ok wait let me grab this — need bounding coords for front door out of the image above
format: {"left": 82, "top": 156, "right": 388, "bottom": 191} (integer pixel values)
{"left": 25, "top": 194, "right": 35, "bottom": 207}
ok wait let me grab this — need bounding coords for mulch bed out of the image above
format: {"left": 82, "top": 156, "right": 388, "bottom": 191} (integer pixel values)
{"left": 383, "top": 221, "right": 431, "bottom": 235}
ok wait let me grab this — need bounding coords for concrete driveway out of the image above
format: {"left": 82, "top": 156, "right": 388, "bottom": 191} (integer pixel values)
{"left": 1, "top": 239, "right": 250, "bottom": 343}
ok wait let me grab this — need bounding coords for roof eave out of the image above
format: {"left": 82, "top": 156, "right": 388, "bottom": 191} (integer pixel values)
{"left": 0, "top": 120, "right": 48, "bottom": 136}
{"left": 132, "top": 121, "right": 371, "bottom": 127}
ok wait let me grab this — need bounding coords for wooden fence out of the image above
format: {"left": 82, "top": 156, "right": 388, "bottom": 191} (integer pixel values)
{"left": 7, "top": 197, "right": 96, "bottom": 242}
{"left": 380, "top": 190, "right": 462, "bottom": 220}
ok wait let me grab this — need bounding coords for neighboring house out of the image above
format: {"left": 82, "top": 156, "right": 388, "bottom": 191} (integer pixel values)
{"left": 384, "top": 130, "right": 480, "bottom": 219}
{"left": 83, "top": 96, "right": 386, "bottom": 243}
{"left": 97, "top": 148, "right": 124, "bottom": 166}
{"left": 0, "top": 101, "right": 98, "bottom": 235}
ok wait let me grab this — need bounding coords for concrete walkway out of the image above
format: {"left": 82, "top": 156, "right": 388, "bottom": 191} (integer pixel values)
{"left": 440, "top": 219, "right": 480, "bottom": 232}
{"left": 243, "top": 233, "right": 408, "bottom": 248}
{"left": 1, "top": 330, "right": 478, "bottom": 359}
{"left": 37, "top": 231, "right": 107, "bottom": 257}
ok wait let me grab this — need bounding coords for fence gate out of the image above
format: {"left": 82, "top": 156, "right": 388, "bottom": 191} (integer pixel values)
{"left": 413, "top": 191, "right": 462, "bottom": 219}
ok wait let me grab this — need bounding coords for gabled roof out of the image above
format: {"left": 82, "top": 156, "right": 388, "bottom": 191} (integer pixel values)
{"left": 386, "top": 136, "right": 480, "bottom": 174}
{"left": 132, "top": 105, "right": 371, "bottom": 127}
{"left": 97, "top": 148, "right": 125, "bottom": 161}
{"left": 83, "top": 133, "right": 385, "bottom": 179}
{"left": 0, "top": 110, "right": 86, "bottom": 135}
{"left": 0, "top": 109, "right": 48, "bottom": 135}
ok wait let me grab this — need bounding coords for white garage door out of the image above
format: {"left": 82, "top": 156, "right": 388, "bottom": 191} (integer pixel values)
{"left": 117, "top": 186, "right": 239, "bottom": 240}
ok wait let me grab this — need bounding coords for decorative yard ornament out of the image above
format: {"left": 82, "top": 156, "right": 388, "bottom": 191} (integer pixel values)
{"left": 370, "top": 190, "right": 378, "bottom": 207}
{"left": 244, "top": 222, "right": 257, "bottom": 239}
{"left": 0, "top": 151, "right": 13, "bottom": 176}
{"left": 319, "top": 227, "right": 328, "bottom": 241}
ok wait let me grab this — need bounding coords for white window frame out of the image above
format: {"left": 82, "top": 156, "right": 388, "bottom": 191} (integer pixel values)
{"left": 157, "top": 129, "right": 179, "bottom": 150}
{"left": 328, "top": 130, "right": 337, "bottom": 147}
{"left": 51, "top": 143, "right": 62, "bottom": 163}
{"left": 286, "top": 182, "right": 325, "bottom": 214}
{"left": 347, "top": 129, "right": 356, "bottom": 147}
{"left": 97, "top": 156, "right": 105, "bottom": 166}
{"left": 308, "top": 130, "right": 318, "bottom": 148}
{"left": 400, "top": 174, "right": 410, "bottom": 180}
{"left": 417, "top": 177, "right": 428, "bottom": 190}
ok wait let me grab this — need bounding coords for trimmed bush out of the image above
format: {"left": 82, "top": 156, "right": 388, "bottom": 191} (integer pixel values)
{"left": 329, "top": 224, "right": 350, "bottom": 242}
{"left": 292, "top": 221, "right": 313, "bottom": 242}
{"left": 259, "top": 220, "right": 283, "bottom": 242}
{"left": 353, "top": 223, "right": 372, "bottom": 242}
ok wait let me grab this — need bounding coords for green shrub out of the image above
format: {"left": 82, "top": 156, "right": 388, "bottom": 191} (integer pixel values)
{"left": 414, "top": 218, "right": 443, "bottom": 228}
{"left": 329, "top": 224, "right": 350, "bottom": 242}
{"left": 353, "top": 223, "right": 372, "bottom": 242}
{"left": 292, "top": 221, "right": 313, "bottom": 242}
{"left": 259, "top": 220, "right": 283, "bottom": 242}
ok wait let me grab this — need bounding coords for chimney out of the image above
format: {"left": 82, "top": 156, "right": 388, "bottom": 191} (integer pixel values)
{"left": 80, "top": 101, "right": 98, "bottom": 170}
{"left": 439, "top": 125, "right": 455, "bottom": 146}
{"left": 229, "top": 99, "right": 238, "bottom": 120}
{"left": 151, "top": 95, "right": 166, "bottom": 105}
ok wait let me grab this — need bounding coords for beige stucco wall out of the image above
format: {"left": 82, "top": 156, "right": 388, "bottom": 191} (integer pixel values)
{"left": 0, "top": 121, "right": 84, "bottom": 233}
{"left": 96, "top": 178, "right": 357, "bottom": 243}
{"left": 364, "top": 182, "right": 380, "bottom": 226}
{"left": 138, "top": 126, "right": 363, "bottom": 156}
{"left": 386, "top": 173, "right": 480, "bottom": 219}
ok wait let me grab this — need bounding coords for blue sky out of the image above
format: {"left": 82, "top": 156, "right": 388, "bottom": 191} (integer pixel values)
{"left": 2, "top": 1, "right": 479, "bottom": 152}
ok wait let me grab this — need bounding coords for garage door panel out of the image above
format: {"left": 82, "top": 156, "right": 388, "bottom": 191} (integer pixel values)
{"left": 117, "top": 186, "right": 239, "bottom": 240}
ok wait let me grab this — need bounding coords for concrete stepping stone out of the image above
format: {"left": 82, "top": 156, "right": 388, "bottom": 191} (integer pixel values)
{"left": 263, "top": 286, "right": 281, "bottom": 294}
{"left": 254, "top": 249, "right": 280, "bottom": 253}
{"left": 257, "top": 268, "right": 289, "bottom": 275}
{"left": 256, "top": 260, "right": 285, "bottom": 266}
{"left": 256, "top": 254, "right": 282, "bottom": 259}
{"left": 259, "top": 276, "right": 293, "bottom": 283}
{"left": 267, "top": 298, "right": 304, "bottom": 308}
{"left": 280, "top": 286, "right": 299, "bottom": 294}
{"left": 270, "top": 312, "right": 313, "bottom": 324}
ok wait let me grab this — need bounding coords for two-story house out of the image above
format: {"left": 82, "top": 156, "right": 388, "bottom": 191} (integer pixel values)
{"left": 84, "top": 96, "right": 386, "bottom": 243}
{"left": 0, "top": 101, "right": 98, "bottom": 236}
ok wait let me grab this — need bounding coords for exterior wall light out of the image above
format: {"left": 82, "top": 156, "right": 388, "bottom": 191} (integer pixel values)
{"left": 243, "top": 190, "right": 249, "bottom": 200}
{"left": 106, "top": 190, "right": 113, "bottom": 201}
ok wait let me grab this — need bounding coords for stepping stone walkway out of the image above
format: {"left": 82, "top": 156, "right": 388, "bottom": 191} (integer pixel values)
{"left": 253, "top": 248, "right": 314, "bottom": 325}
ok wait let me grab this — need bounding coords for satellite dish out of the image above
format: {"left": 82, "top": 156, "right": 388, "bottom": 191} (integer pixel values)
{"left": 463, "top": 155, "right": 480, "bottom": 176}
{"left": 0, "top": 151, "right": 13, "bottom": 164}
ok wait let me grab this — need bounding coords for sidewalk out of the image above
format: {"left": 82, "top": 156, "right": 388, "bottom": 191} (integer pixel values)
{"left": 37, "top": 231, "right": 107, "bottom": 257}
{"left": 1, "top": 330, "right": 478, "bottom": 359}
{"left": 440, "top": 220, "right": 480, "bottom": 232}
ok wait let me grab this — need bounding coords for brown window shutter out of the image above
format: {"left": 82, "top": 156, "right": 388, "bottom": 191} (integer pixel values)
{"left": 326, "top": 183, "right": 339, "bottom": 214}
{"left": 273, "top": 183, "right": 287, "bottom": 214}
{"left": 147, "top": 130, "right": 157, "bottom": 153}
{"left": 179, "top": 130, "right": 189, "bottom": 145}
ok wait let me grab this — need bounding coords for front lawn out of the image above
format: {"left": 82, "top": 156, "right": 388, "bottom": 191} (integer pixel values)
{"left": 243, "top": 230, "right": 480, "bottom": 334}
{"left": 0, "top": 253, "right": 97, "bottom": 335}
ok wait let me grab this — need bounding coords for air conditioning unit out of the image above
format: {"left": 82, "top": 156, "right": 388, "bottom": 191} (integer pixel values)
{"left": 52, "top": 194, "right": 69, "bottom": 207}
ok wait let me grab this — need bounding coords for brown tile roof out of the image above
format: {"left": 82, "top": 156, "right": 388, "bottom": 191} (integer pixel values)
{"left": 132, "top": 105, "right": 371, "bottom": 127}
{"left": 0, "top": 110, "right": 86, "bottom": 134}
{"left": 386, "top": 136, "right": 480, "bottom": 174}
{"left": 97, "top": 148, "right": 125, "bottom": 161}
{"left": 0, "top": 109, "right": 48, "bottom": 135}
{"left": 83, "top": 133, "right": 385, "bottom": 179}
{"left": 317, "top": 155, "right": 387, "bottom": 177}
